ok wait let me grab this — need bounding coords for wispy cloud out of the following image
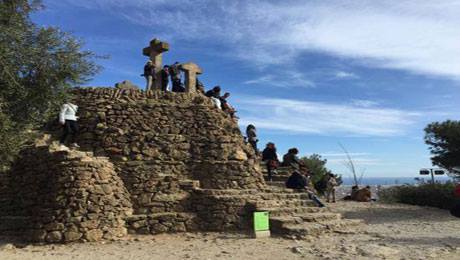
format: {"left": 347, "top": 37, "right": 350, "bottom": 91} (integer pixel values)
{"left": 243, "top": 71, "right": 315, "bottom": 88}
{"left": 335, "top": 71, "right": 359, "bottom": 79}
{"left": 351, "top": 99, "right": 380, "bottom": 108}
{"left": 61, "top": 0, "right": 460, "bottom": 80}
{"left": 235, "top": 96, "right": 419, "bottom": 136}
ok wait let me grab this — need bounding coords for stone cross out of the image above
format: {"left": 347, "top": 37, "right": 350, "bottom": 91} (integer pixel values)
{"left": 142, "top": 38, "right": 170, "bottom": 90}
{"left": 180, "top": 62, "right": 203, "bottom": 93}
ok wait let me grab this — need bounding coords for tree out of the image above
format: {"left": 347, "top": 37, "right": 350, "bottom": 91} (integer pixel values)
{"left": 300, "top": 154, "right": 341, "bottom": 194}
{"left": 0, "top": 0, "right": 100, "bottom": 169}
{"left": 424, "top": 120, "right": 460, "bottom": 177}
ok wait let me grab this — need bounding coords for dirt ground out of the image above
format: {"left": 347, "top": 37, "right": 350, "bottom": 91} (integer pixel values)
{"left": 1, "top": 201, "right": 459, "bottom": 260}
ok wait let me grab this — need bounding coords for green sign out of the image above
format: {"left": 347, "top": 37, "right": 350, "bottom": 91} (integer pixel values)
{"left": 253, "top": 211, "right": 270, "bottom": 231}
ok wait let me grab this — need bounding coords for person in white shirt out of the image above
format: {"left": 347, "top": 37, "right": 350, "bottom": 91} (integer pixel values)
{"left": 59, "top": 100, "right": 79, "bottom": 149}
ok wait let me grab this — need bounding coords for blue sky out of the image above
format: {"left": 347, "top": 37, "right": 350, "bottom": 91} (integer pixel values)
{"left": 34, "top": 0, "right": 460, "bottom": 178}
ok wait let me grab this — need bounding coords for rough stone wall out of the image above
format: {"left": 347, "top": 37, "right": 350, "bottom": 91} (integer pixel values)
{"left": 0, "top": 87, "right": 269, "bottom": 242}
{"left": 73, "top": 88, "right": 264, "bottom": 215}
{"left": 0, "top": 137, "right": 132, "bottom": 243}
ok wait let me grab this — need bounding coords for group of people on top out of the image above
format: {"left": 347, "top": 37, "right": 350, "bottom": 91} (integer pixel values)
{"left": 143, "top": 60, "right": 237, "bottom": 119}
{"left": 142, "top": 60, "right": 185, "bottom": 92}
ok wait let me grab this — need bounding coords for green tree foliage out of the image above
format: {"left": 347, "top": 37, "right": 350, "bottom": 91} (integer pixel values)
{"left": 300, "top": 154, "right": 342, "bottom": 194}
{"left": 424, "top": 120, "right": 460, "bottom": 176}
{"left": 0, "top": 0, "right": 100, "bottom": 169}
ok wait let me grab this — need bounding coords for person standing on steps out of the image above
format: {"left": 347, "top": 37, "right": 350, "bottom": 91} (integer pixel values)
{"left": 262, "top": 142, "right": 279, "bottom": 182}
{"left": 246, "top": 124, "right": 258, "bottom": 153}
{"left": 142, "top": 60, "right": 156, "bottom": 91}
{"left": 59, "top": 98, "right": 79, "bottom": 149}
{"left": 160, "top": 65, "right": 170, "bottom": 91}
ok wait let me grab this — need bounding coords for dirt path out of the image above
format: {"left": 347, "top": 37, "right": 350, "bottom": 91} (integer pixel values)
{"left": 1, "top": 202, "right": 459, "bottom": 260}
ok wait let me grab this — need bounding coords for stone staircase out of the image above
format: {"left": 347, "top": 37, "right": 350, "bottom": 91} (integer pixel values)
{"left": 250, "top": 164, "right": 363, "bottom": 238}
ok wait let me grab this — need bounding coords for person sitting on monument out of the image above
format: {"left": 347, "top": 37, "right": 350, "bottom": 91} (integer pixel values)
{"left": 281, "top": 148, "right": 300, "bottom": 167}
{"left": 59, "top": 98, "right": 80, "bottom": 150}
{"left": 286, "top": 164, "right": 325, "bottom": 207}
{"left": 169, "top": 62, "right": 184, "bottom": 92}
{"left": 142, "top": 60, "right": 156, "bottom": 91}
{"left": 160, "top": 65, "right": 170, "bottom": 91}
{"left": 219, "top": 92, "right": 237, "bottom": 118}
{"left": 262, "top": 142, "right": 279, "bottom": 182}
{"left": 196, "top": 78, "right": 205, "bottom": 94}
{"left": 205, "top": 86, "right": 222, "bottom": 109}
{"left": 246, "top": 124, "right": 258, "bottom": 152}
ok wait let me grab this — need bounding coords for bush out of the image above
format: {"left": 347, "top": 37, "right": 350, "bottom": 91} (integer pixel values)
{"left": 378, "top": 182, "right": 460, "bottom": 210}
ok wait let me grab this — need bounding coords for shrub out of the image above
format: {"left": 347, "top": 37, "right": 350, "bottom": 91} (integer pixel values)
{"left": 378, "top": 182, "right": 460, "bottom": 210}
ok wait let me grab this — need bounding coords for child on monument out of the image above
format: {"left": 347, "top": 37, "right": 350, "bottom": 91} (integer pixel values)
{"left": 219, "top": 92, "right": 237, "bottom": 118}
{"left": 59, "top": 98, "right": 79, "bottom": 149}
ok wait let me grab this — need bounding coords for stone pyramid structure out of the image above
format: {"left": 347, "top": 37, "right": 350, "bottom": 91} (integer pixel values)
{"left": 0, "top": 39, "right": 362, "bottom": 243}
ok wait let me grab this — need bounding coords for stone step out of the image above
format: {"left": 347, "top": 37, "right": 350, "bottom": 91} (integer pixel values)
{"left": 251, "top": 199, "right": 317, "bottom": 208}
{"left": 264, "top": 181, "right": 286, "bottom": 188}
{"left": 126, "top": 212, "right": 198, "bottom": 235}
{"left": 264, "top": 175, "right": 290, "bottom": 182}
{"left": 256, "top": 206, "right": 328, "bottom": 217}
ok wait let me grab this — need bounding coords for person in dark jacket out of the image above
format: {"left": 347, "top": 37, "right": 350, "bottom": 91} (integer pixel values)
{"left": 262, "top": 142, "right": 279, "bottom": 181}
{"left": 286, "top": 170, "right": 307, "bottom": 189}
{"left": 169, "top": 62, "right": 184, "bottom": 92}
{"left": 160, "top": 65, "right": 169, "bottom": 91}
{"left": 286, "top": 164, "right": 325, "bottom": 207}
{"left": 142, "top": 60, "right": 156, "bottom": 91}
{"left": 205, "top": 86, "right": 222, "bottom": 108}
{"left": 282, "top": 148, "right": 300, "bottom": 167}
{"left": 246, "top": 124, "right": 258, "bottom": 153}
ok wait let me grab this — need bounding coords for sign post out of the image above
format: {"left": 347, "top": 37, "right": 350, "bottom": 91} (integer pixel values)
{"left": 253, "top": 211, "right": 270, "bottom": 238}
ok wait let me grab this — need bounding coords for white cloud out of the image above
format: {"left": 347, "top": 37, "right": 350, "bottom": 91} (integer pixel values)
{"left": 351, "top": 99, "right": 380, "bottom": 108}
{"left": 61, "top": 0, "right": 460, "bottom": 80}
{"left": 243, "top": 71, "right": 315, "bottom": 88}
{"left": 235, "top": 96, "right": 419, "bottom": 136}
{"left": 335, "top": 71, "right": 359, "bottom": 79}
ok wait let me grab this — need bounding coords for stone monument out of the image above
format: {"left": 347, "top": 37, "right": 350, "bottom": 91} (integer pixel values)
{"left": 180, "top": 62, "right": 202, "bottom": 93}
{"left": 142, "top": 38, "right": 170, "bottom": 90}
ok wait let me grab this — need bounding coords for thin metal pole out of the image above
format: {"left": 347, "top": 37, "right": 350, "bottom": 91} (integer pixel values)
{"left": 430, "top": 169, "right": 435, "bottom": 184}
